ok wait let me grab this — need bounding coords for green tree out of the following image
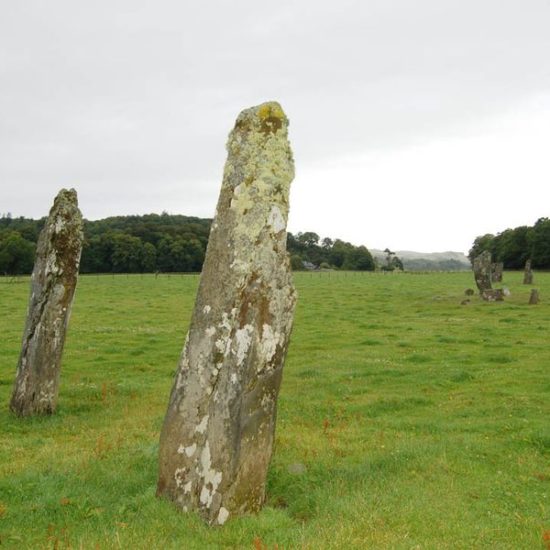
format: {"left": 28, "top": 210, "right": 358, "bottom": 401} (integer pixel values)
{"left": 290, "top": 254, "right": 304, "bottom": 271}
{"left": 111, "top": 234, "right": 144, "bottom": 273}
{"left": 531, "top": 217, "right": 550, "bottom": 268}
{"left": 141, "top": 242, "right": 157, "bottom": 272}
{"left": 468, "top": 234, "right": 495, "bottom": 264}
{"left": 493, "top": 226, "right": 532, "bottom": 269}
{"left": 296, "top": 232, "right": 320, "bottom": 247}
{"left": 329, "top": 239, "right": 353, "bottom": 268}
{"left": 0, "top": 232, "right": 35, "bottom": 275}
{"left": 342, "top": 245, "right": 375, "bottom": 271}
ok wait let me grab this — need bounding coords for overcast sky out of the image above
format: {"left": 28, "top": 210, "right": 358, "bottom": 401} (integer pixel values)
{"left": 1, "top": 1, "right": 549, "bottom": 253}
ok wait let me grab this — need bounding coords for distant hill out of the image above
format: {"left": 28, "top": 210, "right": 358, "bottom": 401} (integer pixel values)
{"left": 371, "top": 249, "right": 470, "bottom": 271}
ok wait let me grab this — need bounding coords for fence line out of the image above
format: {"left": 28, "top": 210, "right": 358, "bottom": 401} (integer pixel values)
{"left": 6, "top": 269, "right": 545, "bottom": 285}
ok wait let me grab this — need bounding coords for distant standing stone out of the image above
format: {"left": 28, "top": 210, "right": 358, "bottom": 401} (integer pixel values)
{"left": 523, "top": 259, "right": 533, "bottom": 285}
{"left": 473, "top": 251, "right": 492, "bottom": 293}
{"left": 10, "top": 189, "right": 83, "bottom": 416}
{"left": 491, "top": 262, "right": 503, "bottom": 283}
{"left": 528, "top": 289, "right": 539, "bottom": 305}
{"left": 157, "top": 102, "right": 297, "bottom": 525}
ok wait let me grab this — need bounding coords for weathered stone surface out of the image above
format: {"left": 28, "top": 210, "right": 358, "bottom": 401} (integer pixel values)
{"left": 528, "top": 289, "right": 539, "bottom": 305}
{"left": 157, "top": 102, "right": 296, "bottom": 525}
{"left": 473, "top": 251, "right": 492, "bottom": 293}
{"left": 481, "top": 288, "right": 505, "bottom": 302}
{"left": 10, "top": 189, "right": 83, "bottom": 416}
{"left": 523, "top": 259, "right": 533, "bottom": 285}
{"left": 491, "top": 262, "right": 503, "bottom": 282}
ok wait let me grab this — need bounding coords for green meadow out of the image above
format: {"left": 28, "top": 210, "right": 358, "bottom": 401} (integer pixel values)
{"left": 0, "top": 271, "right": 549, "bottom": 549}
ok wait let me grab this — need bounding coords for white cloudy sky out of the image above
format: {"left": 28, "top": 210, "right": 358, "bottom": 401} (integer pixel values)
{"left": 1, "top": 1, "right": 549, "bottom": 253}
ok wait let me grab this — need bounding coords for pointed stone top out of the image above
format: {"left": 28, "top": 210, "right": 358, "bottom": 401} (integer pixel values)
{"left": 42, "top": 189, "right": 83, "bottom": 278}
{"left": 233, "top": 101, "right": 289, "bottom": 137}
{"left": 52, "top": 188, "right": 79, "bottom": 209}
{"left": 48, "top": 188, "right": 82, "bottom": 230}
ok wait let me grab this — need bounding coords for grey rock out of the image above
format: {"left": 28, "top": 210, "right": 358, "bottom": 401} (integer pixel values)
{"left": 481, "top": 288, "right": 505, "bottom": 302}
{"left": 528, "top": 289, "right": 539, "bottom": 305}
{"left": 157, "top": 102, "right": 296, "bottom": 525}
{"left": 491, "top": 262, "right": 503, "bottom": 282}
{"left": 10, "top": 189, "right": 83, "bottom": 416}
{"left": 473, "top": 251, "right": 492, "bottom": 293}
{"left": 523, "top": 259, "right": 533, "bottom": 285}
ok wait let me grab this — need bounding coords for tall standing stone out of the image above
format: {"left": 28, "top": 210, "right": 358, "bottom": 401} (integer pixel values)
{"left": 10, "top": 189, "right": 83, "bottom": 416}
{"left": 523, "top": 259, "right": 533, "bottom": 285}
{"left": 473, "top": 251, "right": 492, "bottom": 294}
{"left": 157, "top": 102, "right": 296, "bottom": 525}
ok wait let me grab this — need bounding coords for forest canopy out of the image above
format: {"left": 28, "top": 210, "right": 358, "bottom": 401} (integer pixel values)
{"left": 0, "top": 213, "right": 375, "bottom": 275}
{"left": 3, "top": 212, "right": 546, "bottom": 276}
{"left": 468, "top": 217, "right": 550, "bottom": 269}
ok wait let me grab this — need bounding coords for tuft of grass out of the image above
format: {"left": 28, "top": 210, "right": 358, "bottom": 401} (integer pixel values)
{"left": 0, "top": 271, "right": 549, "bottom": 548}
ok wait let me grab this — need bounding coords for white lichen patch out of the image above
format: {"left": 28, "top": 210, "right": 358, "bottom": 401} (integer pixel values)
{"left": 217, "top": 507, "right": 230, "bottom": 525}
{"left": 54, "top": 216, "right": 66, "bottom": 234}
{"left": 230, "top": 373, "right": 238, "bottom": 384}
{"left": 229, "top": 258, "right": 250, "bottom": 272}
{"left": 203, "top": 305, "right": 211, "bottom": 315}
{"left": 175, "top": 337, "right": 190, "bottom": 389}
{"left": 195, "top": 415, "right": 209, "bottom": 434}
{"left": 215, "top": 337, "right": 227, "bottom": 355}
{"left": 184, "top": 481, "right": 193, "bottom": 494}
{"left": 259, "top": 323, "right": 279, "bottom": 363}
{"left": 184, "top": 443, "right": 197, "bottom": 457}
{"left": 261, "top": 392, "right": 273, "bottom": 410}
{"left": 234, "top": 324, "right": 254, "bottom": 366}
{"left": 205, "top": 326, "right": 216, "bottom": 337}
{"left": 174, "top": 467, "right": 187, "bottom": 489}
{"left": 220, "top": 311, "right": 233, "bottom": 332}
{"left": 200, "top": 486, "right": 211, "bottom": 505}
{"left": 198, "top": 442, "right": 223, "bottom": 508}
{"left": 267, "top": 205, "right": 286, "bottom": 233}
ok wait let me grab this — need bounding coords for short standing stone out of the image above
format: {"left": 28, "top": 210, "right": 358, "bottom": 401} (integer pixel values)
{"left": 523, "top": 259, "right": 533, "bottom": 285}
{"left": 491, "top": 262, "right": 503, "bottom": 282}
{"left": 10, "top": 189, "right": 83, "bottom": 416}
{"left": 157, "top": 102, "right": 296, "bottom": 525}
{"left": 464, "top": 288, "right": 475, "bottom": 296}
{"left": 481, "top": 289, "right": 505, "bottom": 302}
{"left": 528, "top": 289, "right": 539, "bottom": 305}
{"left": 473, "top": 251, "right": 492, "bottom": 293}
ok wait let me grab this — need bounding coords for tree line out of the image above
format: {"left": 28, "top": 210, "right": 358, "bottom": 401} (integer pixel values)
{"left": 468, "top": 217, "right": 550, "bottom": 269}
{"left": 0, "top": 213, "right": 377, "bottom": 275}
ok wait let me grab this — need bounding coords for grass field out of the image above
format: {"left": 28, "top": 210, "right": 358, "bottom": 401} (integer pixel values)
{"left": 0, "top": 271, "right": 549, "bottom": 549}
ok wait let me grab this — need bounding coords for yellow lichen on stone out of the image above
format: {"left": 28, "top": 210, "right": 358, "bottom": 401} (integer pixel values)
{"left": 257, "top": 102, "right": 285, "bottom": 122}
{"left": 223, "top": 102, "right": 293, "bottom": 252}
